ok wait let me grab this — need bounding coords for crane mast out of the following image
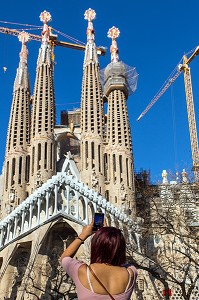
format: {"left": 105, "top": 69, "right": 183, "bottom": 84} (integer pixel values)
{"left": 181, "top": 56, "right": 199, "bottom": 179}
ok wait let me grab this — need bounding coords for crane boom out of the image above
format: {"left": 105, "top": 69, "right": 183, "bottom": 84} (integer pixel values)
{"left": 137, "top": 45, "right": 199, "bottom": 180}
{"left": 0, "top": 26, "right": 106, "bottom": 56}
{"left": 0, "top": 27, "right": 41, "bottom": 41}
{"left": 137, "top": 46, "right": 199, "bottom": 122}
{"left": 184, "top": 46, "right": 199, "bottom": 65}
{"left": 137, "top": 70, "right": 181, "bottom": 121}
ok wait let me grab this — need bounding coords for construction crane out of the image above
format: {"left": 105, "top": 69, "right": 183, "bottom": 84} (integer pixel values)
{"left": 137, "top": 46, "right": 199, "bottom": 181}
{"left": 0, "top": 26, "right": 106, "bottom": 56}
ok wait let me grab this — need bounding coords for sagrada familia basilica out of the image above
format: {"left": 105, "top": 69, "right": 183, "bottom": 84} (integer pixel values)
{"left": 0, "top": 8, "right": 198, "bottom": 300}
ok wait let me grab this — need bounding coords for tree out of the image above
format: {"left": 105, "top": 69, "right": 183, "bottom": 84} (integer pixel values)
{"left": 8, "top": 234, "right": 78, "bottom": 300}
{"left": 130, "top": 173, "right": 199, "bottom": 300}
{"left": 23, "top": 262, "right": 77, "bottom": 300}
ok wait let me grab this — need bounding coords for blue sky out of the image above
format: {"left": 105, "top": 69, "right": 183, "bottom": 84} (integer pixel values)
{"left": 0, "top": 0, "right": 199, "bottom": 183}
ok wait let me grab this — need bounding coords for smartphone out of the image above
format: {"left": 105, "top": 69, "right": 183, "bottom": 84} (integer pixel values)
{"left": 93, "top": 212, "right": 104, "bottom": 231}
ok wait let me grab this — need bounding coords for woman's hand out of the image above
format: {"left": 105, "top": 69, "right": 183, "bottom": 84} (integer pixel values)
{"left": 60, "top": 220, "right": 95, "bottom": 260}
{"left": 79, "top": 220, "right": 94, "bottom": 241}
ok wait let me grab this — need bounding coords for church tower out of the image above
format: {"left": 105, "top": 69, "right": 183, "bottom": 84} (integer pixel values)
{"left": 0, "top": 10, "right": 149, "bottom": 300}
{"left": 29, "top": 11, "right": 56, "bottom": 191}
{"left": 103, "top": 27, "right": 137, "bottom": 214}
{"left": 2, "top": 32, "right": 31, "bottom": 217}
{"left": 80, "top": 9, "right": 105, "bottom": 194}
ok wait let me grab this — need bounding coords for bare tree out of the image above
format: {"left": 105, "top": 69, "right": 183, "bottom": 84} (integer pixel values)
{"left": 22, "top": 260, "right": 77, "bottom": 300}
{"left": 131, "top": 172, "right": 199, "bottom": 300}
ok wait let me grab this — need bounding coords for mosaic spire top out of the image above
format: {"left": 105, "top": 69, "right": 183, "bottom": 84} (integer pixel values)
{"left": 108, "top": 26, "right": 120, "bottom": 63}
{"left": 84, "top": 8, "right": 96, "bottom": 42}
{"left": 18, "top": 31, "right": 29, "bottom": 65}
{"left": 40, "top": 10, "right": 52, "bottom": 44}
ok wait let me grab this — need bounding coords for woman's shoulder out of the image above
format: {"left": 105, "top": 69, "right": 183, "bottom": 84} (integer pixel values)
{"left": 61, "top": 257, "right": 85, "bottom": 274}
{"left": 123, "top": 263, "right": 137, "bottom": 272}
{"left": 127, "top": 265, "right": 137, "bottom": 273}
{"left": 126, "top": 265, "right": 138, "bottom": 284}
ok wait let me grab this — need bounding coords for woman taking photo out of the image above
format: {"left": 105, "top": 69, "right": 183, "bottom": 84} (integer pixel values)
{"left": 60, "top": 221, "right": 137, "bottom": 300}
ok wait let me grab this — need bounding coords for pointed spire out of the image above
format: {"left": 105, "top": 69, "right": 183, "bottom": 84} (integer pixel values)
{"left": 2, "top": 31, "right": 31, "bottom": 213}
{"left": 81, "top": 8, "right": 105, "bottom": 192}
{"left": 39, "top": 10, "right": 52, "bottom": 44}
{"left": 38, "top": 10, "right": 53, "bottom": 66}
{"left": 29, "top": 10, "right": 56, "bottom": 190}
{"left": 14, "top": 31, "right": 30, "bottom": 91}
{"left": 107, "top": 26, "right": 120, "bottom": 63}
{"left": 18, "top": 31, "right": 29, "bottom": 65}
{"left": 84, "top": 8, "right": 96, "bottom": 42}
{"left": 83, "top": 8, "right": 98, "bottom": 67}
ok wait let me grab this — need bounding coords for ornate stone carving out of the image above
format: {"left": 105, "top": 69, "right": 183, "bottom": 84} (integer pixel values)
{"left": 107, "top": 26, "right": 120, "bottom": 63}
{"left": 9, "top": 190, "right": 15, "bottom": 203}
{"left": 35, "top": 171, "right": 43, "bottom": 188}
{"left": 64, "top": 151, "right": 74, "bottom": 160}
{"left": 162, "top": 169, "right": 168, "bottom": 184}
{"left": 0, "top": 169, "right": 139, "bottom": 249}
{"left": 120, "top": 184, "right": 127, "bottom": 201}
{"left": 182, "top": 169, "right": 188, "bottom": 183}
{"left": 91, "top": 169, "right": 98, "bottom": 188}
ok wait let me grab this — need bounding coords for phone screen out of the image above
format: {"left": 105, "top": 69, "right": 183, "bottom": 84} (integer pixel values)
{"left": 93, "top": 213, "right": 104, "bottom": 231}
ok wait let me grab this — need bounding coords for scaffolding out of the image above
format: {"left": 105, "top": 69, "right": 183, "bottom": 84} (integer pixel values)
{"left": 100, "top": 61, "right": 138, "bottom": 96}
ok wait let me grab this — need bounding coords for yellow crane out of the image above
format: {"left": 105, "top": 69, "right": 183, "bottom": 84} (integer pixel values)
{"left": 137, "top": 46, "right": 199, "bottom": 181}
{"left": 0, "top": 26, "right": 106, "bottom": 55}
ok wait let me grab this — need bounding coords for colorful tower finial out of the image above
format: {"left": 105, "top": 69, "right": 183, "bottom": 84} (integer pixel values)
{"left": 84, "top": 8, "right": 96, "bottom": 42}
{"left": 18, "top": 31, "right": 29, "bottom": 64}
{"left": 39, "top": 10, "right": 52, "bottom": 23}
{"left": 108, "top": 26, "right": 120, "bottom": 63}
{"left": 84, "top": 8, "right": 96, "bottom": 22}
{"left": 18, "top": 31, "right": 30, "bottom": 44}
{"left": 39, "top": 10, "right": 52, "bottom": 44}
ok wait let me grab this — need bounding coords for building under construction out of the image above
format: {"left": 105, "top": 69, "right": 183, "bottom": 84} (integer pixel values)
{"left": 0, "top": 8, "right": 198, "bottom": 300}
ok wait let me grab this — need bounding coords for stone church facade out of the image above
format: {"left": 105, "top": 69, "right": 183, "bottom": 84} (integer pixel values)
{"left": 0, "top": 9, "right": 139, "bottom": 300}
{"left": 0, "top": 8, "right": 198, "bottom": 300}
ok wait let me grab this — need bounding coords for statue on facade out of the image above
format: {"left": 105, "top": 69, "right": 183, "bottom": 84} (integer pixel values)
{"left": 35, "top": 171, "right": 43, "bottom": 188}
{"left": 120, "top": 184, "right": 127, "bottom": 201}
{"left": 9, "top": 189, "right": 15, "bottom": 203}
{"left": 70, "top": 119, "right": 74, "bottom": 133}
{"left": 91, "top": 169, "right": 98, "bottom": 188}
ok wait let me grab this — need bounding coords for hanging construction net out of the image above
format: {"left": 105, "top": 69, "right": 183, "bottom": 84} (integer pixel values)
{"left": 100, "top": 61, "right": 138, "bottom": 96}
